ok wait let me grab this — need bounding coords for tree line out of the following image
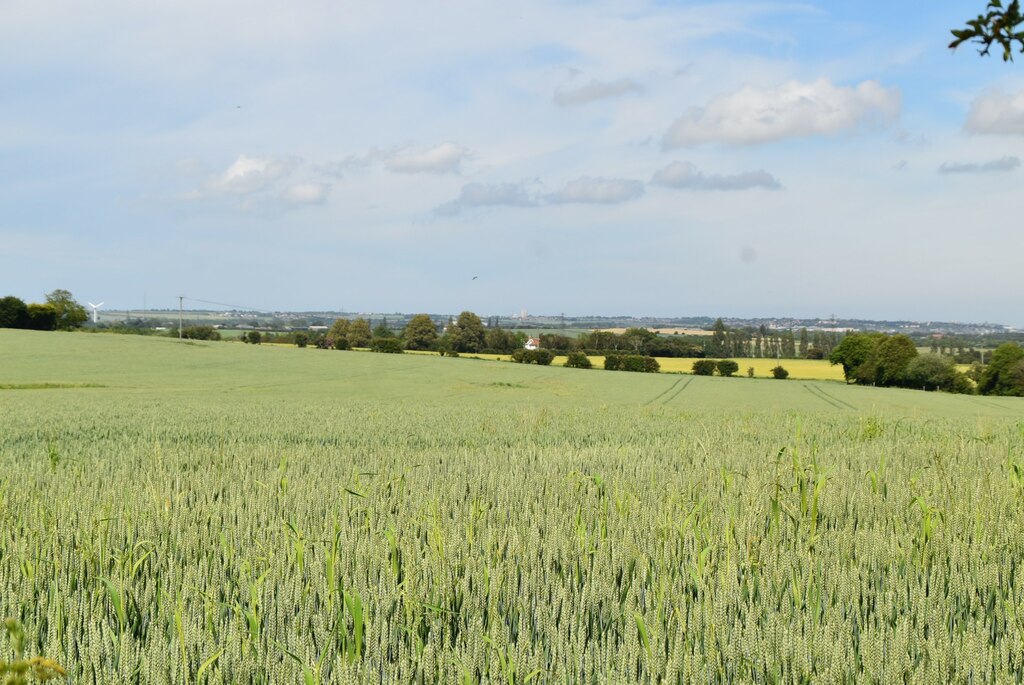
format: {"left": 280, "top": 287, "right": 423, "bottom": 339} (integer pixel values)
{"left": 0, "top": 290, "right": 87, "bottom": 331}
{"left": 829, "top": 333, "right": 1024, "bottom": 396}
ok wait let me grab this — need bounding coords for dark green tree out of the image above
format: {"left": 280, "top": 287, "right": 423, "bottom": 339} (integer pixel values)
{"left": 44, "top": 289, "right": 87, "bottom": 330}
{"left": 716, "top": 359, "right": 740, "bottom": 377}
{"left": 903, "top": 354, "right": 958, "bottom": 391}
{"left": 564, "top": 352, "right": 592, "bottom": 369}
{"left": 447, "top": 311, "right": 486, "bottom": 353}
{"left": 372, "top": 320, "right": 394, "bottom": 339}
{"left": 25, "top": 303, "right": 57, "bottom": 331}
{"left": 347, "top": 318, "right": 372, "bottom": 347}
{"left": 951, "top": 1, "right": 1024, "bottom": 61}
{"left": 771, "top": 365, "right": 789, "bottom": 379}
{"left": 402, "top": 314, "right": 439, "bottom": 350}
{"left": 709, "top": 318, "right": 727, "bottom": 357}
{"left": 692, "top": 359, "right": 717, "bottom": 376}
{"left": 829, "top": 333, "right": 884, "bottom": 383}
{"left": 0, "top": 296, "right": 29, "bottom": 328}
{"left": 874, "top": 334, "right": 918, "bottom": 387}
{"left": 979, "top": 342, "right": 1024, "bottom": 396}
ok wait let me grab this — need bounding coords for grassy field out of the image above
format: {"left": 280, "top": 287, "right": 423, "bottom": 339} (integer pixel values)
{"left": 1, "top": 330, "right": 1023, "bottom": 682}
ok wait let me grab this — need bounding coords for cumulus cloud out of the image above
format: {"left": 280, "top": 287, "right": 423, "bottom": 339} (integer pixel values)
{"left": 386, "top": 143, "right": 468, "bottom": 174}
{"left": 208, "top": 154, "right": 293, "bottom": 194}
{"left": 553, "top": 78, "right": 644, "bottom": 106}
{"left": 965, "top": 90, "right": 1024, "bottom": 135}
{"left": 546, "top": 177, "right": 645, "bottom": 204}
{"left": 650, "top": 161, "right": 781, "bottom": 191}
{"left": 938, "top": 157, "right": 1020, "bottom": 174}
{"left": 434, "top": 181, "right": 539, "bottom": 216}
{"left": 281, "top": 182, "right": 330, "bottom": 204}
{"left": 662, "top": 78, "right": 901, "bottom": 147}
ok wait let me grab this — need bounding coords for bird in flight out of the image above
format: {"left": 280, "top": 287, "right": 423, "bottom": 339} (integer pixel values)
{"left": 471, "top": 276, "right": 478, "bottom": 280}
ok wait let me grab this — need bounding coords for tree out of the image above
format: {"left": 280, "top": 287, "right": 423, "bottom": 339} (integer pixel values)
{"left": 903, "top": 354, "right": 973, "bottom": 393}
{"left": 716, "top": 360, "right": 739, "bottom": 377}
{"left": 829, "top": 333, "right": 884, "bottom": 383}
{"left": 44, "top": 289, "right": 87, "bottom": 330}
{"left": 402, "top": 314, "right": 438, "bottom": 350}
{"left": 979, "top": 342, "right": 1024, "bottom": 396}
{"left": 874, "top": 334, "right": 918, "bottom": 387}
{"left": 565, "top": 352, "right": 592, "bottom": 369}
{"left": 372, "top": 320, "right": 394, "bottom": 339}
{"left": 447, "top": 311, "right": 486, "bottom": 353}
{"left": 0, "top": 296, "right": 28, "bottom": 329}
{"left": 708, "top": 318, "right": 727, "bottom": 357}
{"left": 327, "top": 318, "right": 351, "bottom": 346}
{"left": 951, "top": 1, "right": 1024, "bottom": 61}
{"left": 25, "top": 303, "right": 57, "bottom": 331}
{"left": 771, "top": 365, "right": 789, "bottom": 379}
{"left": 294, "top": 332, "right": 309, "bottom": 348}
{"left": 347, "top": 318, "right": 371, "bottom": 347}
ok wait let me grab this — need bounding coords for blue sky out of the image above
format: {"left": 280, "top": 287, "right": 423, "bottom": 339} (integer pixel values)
{"left": 2, "top": 1, "right": 1022, "bottom": 324}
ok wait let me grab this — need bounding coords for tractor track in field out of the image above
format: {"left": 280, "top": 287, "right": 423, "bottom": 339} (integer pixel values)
{"left": 661, "top": 377, "right": 694, "bottom": 406}
{"left": 812, "top": 385, "right": 858, "bottom": 410}
{"left": 645, "top": 376, "right": 685, "bottom": 406}
{"left": 803, "top": 383, "right": 854, "bottom": 411}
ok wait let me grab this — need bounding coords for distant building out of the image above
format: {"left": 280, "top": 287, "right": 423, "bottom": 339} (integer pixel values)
{"left": 524, "top": 337, "right": 540, "bottom": 350}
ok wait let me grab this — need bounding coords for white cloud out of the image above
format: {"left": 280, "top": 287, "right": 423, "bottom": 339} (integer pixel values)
{"left": 282, "top": 182, "right": 330, "bottom": 204}
{"left": 386, "top": 143, "right": 469, "bottom": 174}
{"left": 434, "top": 181, "right": 539, "bottom": 216}
{"left": 208, "top": 154, "right": 292, "bottom": 194}
{"left": 938, "top": 157, "right": 1020, "bottom": 174}
{"left": 965, "top": 90, "right": 1024, "bottom": 135}
{"left": 553, "top": 78, "right": 644, "bottom": 106}
{"left": 663, "top": 78, "right": 901, "bottom": 147}
{"left": 546, "top": 176, "right": 644, "bottom": 204}
{"left": 650, "top": 161, "right": 781, "bottom": 190}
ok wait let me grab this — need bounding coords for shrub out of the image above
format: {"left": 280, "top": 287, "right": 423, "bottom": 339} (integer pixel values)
{"left": 771, "top": 365, "right": 789, "bottom": 379}
{"left": 692, "top": 359, "right": 717, "bottom": 376}
{"left": 605, "top": 354, "right": 659, "bottom": 373}
{"left": 370, "top": 337, "right": 404, "bottom": 354}
{"left": 511, "top": 349, "right": 554, "bottom": 365}
{"left": 294, "top": 332, "right": 309, "bottom": 348}
{"left": 331, "top": 336, "right": 350, "bottom": 350}
{"left": 565, "top": 352, "right": 592, "bottom": 369}
{"left": 182, "top": 326, "right": 221, "bottom": 341}
{"left": 747, "top": 367, "right": 755, "bottom": 378}
{"left": 716, "top": 360, "right": 740, "bottom": 377}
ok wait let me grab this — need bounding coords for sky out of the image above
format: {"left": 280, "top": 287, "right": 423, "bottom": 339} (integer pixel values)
{"left": 1, "top": 1, "right": 1022, "bottom": 324}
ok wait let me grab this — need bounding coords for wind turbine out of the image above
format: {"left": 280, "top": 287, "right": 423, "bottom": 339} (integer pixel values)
{"left": 87, "top": 302, "right": 104, "bottom": 323}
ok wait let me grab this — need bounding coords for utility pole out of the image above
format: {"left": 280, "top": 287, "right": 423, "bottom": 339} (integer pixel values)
{"left": 178, "top": 295, "right": 184, "bottom": 339}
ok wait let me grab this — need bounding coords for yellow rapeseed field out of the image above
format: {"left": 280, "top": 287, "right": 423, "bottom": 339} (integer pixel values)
{"left": 461, "top": 353, "right": 846, "bottom": 381}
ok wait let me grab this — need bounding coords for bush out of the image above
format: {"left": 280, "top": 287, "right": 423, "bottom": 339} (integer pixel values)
{"left": 692, "top": 359, "right": 717, "bottom": 376}
{"left": 331, "top": 336, "right": 350, "bottom": 350}
{"left": 182, "top": 325, "right": 221, "bottom": 341}
{"left": 716, "top": 360, "right": 740, "bottom": 377}
{"left": 605, "top": 354, "right": 659, "bottom": 373}
{"left": 245, "top": 331, "right": 261, "bottom": 344}
{"left": 370, "top": 337, "right": 404, "bottom": 354}
{"left": 511, "top": 349, "right": 554, "bottom": 365}
{"left": 771, "top": 365, "right": 789, "bottom": 379}
{"left": 747, "top": 367, "right": 755, "bottom": 378}
{"left": 565, "top": 352, "right": 592, "bottom": 369}
{"left": 294, "top": 332, "right": 309, "bottom": 348}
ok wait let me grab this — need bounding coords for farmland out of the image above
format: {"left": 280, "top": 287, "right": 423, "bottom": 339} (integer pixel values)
{"left": 2, "top": 330, "right": 1024, "bottom": 682}
{"left": 459, "top": 353, "right": 847, "bottom": 381}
